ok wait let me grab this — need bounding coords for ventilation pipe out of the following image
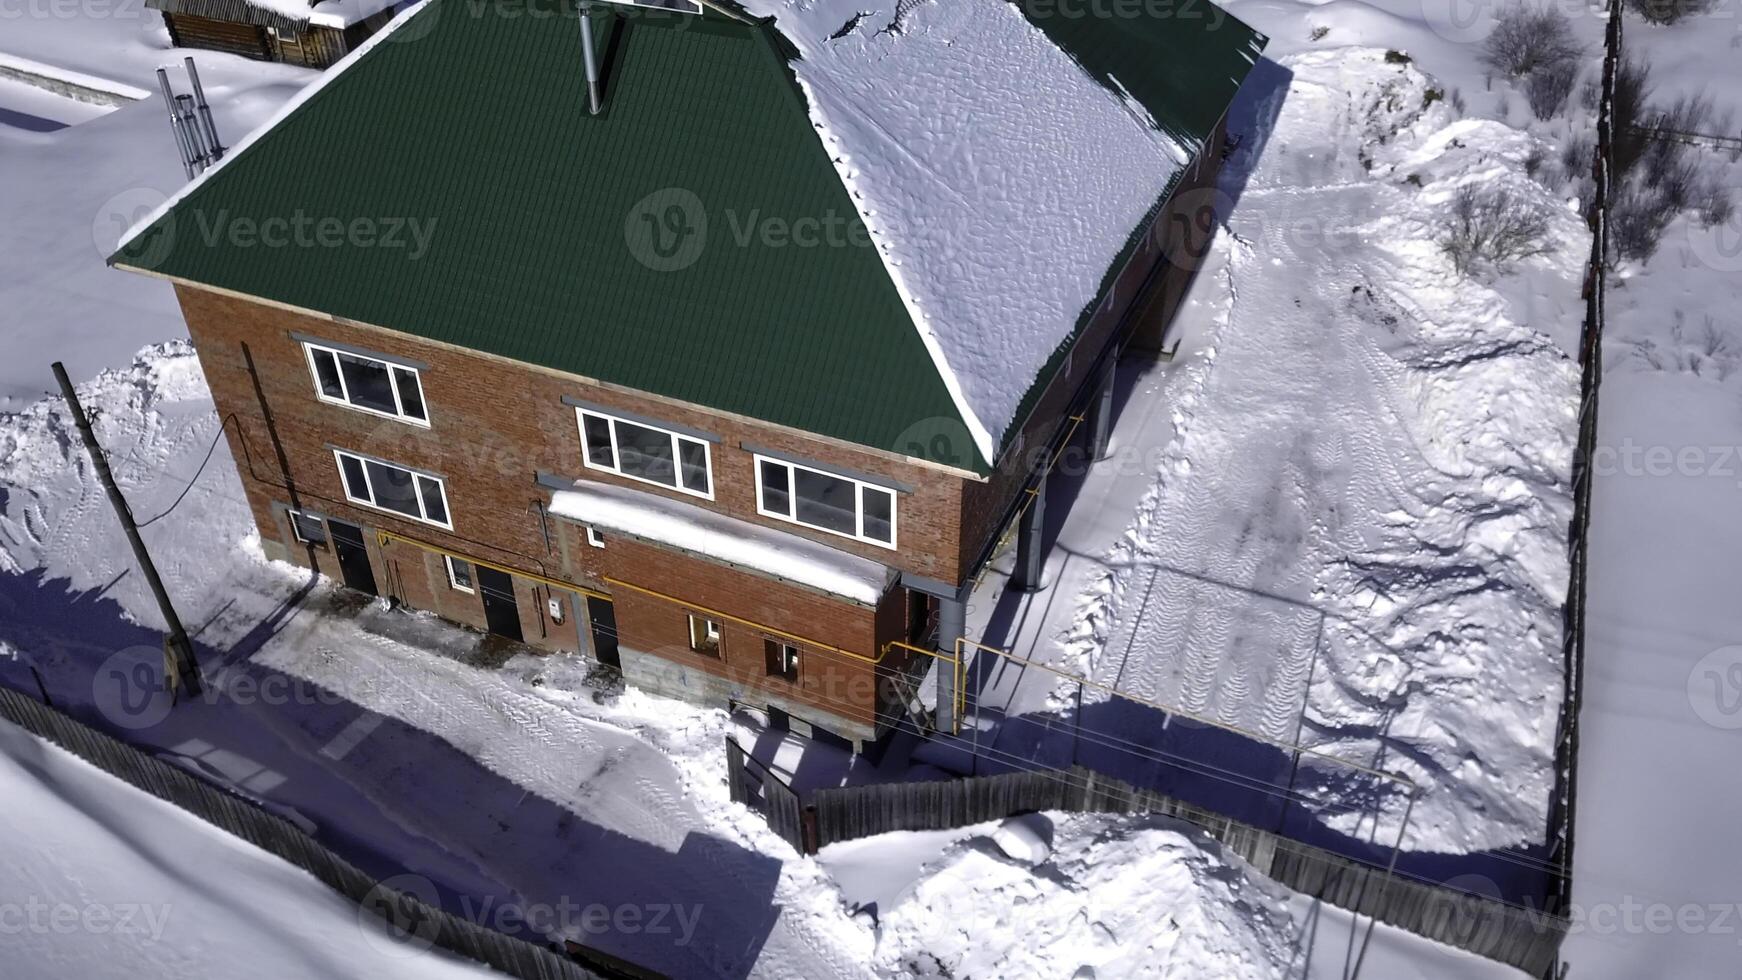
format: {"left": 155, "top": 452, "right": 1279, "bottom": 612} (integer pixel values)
{"left": 578, "top": 1, "right": 602, "bottom": 115}
{"left": 183, "top": 57, "right": 226, "bottom": 164}
{"left": 156, "top": 68, "right": 198, "bottom": 180}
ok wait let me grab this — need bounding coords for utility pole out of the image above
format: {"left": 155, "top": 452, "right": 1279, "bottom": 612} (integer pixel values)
{"left": 52, "top": 362, "right": 202, "bottom": 697}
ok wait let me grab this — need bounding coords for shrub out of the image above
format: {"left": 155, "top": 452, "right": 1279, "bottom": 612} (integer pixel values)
{"left": 1482, "top": 7, "right": 1582, "bottom": 77}
{"left": 1437, "top": 186, "right": 1554, "bottom": 275}
{"left": 1527, "top": 57, "right": 1580, "bottom": 119}
{"left": 1559, "top": 133, "right": 1594, "bottom": 183}
{"left": 1625, "top": 0, "right": 1715, "bottom": 24}
{"left": 1611, "top": 185, "right": 1674, "bottom": 262}
{"left": 1696, "top": 180, "right": 1735, "bottom": 227}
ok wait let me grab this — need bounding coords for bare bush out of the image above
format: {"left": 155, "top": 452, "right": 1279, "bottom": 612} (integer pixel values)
{"left": 1625, "top": 0, "right": 1715, "bottom": 24}
{"left": 1437, "top": 186, "right": 1554, "bottom": 275}
{"left": 1696, "top": 180, "right": 1736, "bottom": 227}
{"left": 1559, "top": 133, "right": 1594, "bottom": 183}
{"left": 1527, "top": 58, "right": 1580, "bottom": 119}
{"left": 1611, "top": 185, "right": 1674, "bottom": 262}
{"left": 1482, "top": 7, "right": 1582, "bottom": 77}
{"left": 1643, "top": 150, "right": 1701, "bottom": 210}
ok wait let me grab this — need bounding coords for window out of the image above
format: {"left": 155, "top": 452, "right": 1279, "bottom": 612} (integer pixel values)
{"left": 585, "top": 526, "right": 606, "bottom": 549}
{"left": 688, "top": 615, "right": 721, "bottom": 656}
{"left": 288, "top": 510, "right": 327, "bottom": 546}
{"left": 764, "top": 639, "right": 799, "bottom": 682}
{"left": 303, "top": 342, "right": 429, "bottom": 426}
{"left": 576, "top": 408, "right": 711, "bottom": 498}
{"left": 445, "top": 555, "right": 475, "bottom": 593}
{"left": 333, "top": 449, "right": 452, "bottom": 528}
{"left": 754, "top": 455, "right": 897, "bottom": 548}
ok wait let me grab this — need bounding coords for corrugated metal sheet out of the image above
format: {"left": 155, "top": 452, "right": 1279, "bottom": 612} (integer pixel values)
{"left": 1016, "top": 1, "right": 1270, "bottom": 151}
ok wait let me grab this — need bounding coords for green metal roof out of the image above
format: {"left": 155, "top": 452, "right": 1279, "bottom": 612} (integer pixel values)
{"left": 115, "top": 0, "right": 1266, "bottom": 474}
{"left": 1017, "top": 1, "right": 1269, "bottom": 151}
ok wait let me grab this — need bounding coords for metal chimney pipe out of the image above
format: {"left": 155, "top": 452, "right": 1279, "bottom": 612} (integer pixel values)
{"left": 183, "top": 57, "right": 225, "bottom": 163}
{"left": 578, "top": 2, "right": 602, "bottom": 115}
{"left": 156, "top": 68, "right": 197, "bottom": 180}
{"left": 176, "top": 94, "right": 210, "bottom": 173}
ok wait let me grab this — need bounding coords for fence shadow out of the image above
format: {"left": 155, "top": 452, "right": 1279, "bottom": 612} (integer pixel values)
{"left": 0, "top": 567, "right": 783, "bottom": 979}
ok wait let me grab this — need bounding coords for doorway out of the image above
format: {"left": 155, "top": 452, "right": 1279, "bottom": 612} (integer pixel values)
{"left": 586, "top": 596, "right": 620, "bottom": 670}
{"left": 327, "top": 520, "right": 378, "bottom": 596}
{"left": 475, "top": 566, "right": 524, "bottom": 641}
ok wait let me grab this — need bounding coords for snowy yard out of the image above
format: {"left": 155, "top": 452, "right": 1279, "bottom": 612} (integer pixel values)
{"left": 3, "top": 0, "right": 1739, "bottom": 977}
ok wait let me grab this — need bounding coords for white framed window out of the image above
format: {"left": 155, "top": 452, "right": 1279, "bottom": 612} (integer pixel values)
{"left": 577, "top": 408, "right": 712, "bottom": 498}
{"left": 288, "top": 510, "right": 328, "bottom": 546}
{"left": 585, "top": 526, "right": 606, "bottom": 549}
{"left": 303, "top": 341, "right": 429, "bottom": 426}
{"left": 754, "top": 455, "right": 896, "bottom": 548}
{"left": 445, "top": 555, "right": 475, "bottom": 593}
{"left": 688, "top": 614, "right": 721, "bottom": 656}
{"left": 332, "top": 449, "right": 452, "bottom": 529}
{"left": 764, "top": 639, "right": 799, "bottom": 682}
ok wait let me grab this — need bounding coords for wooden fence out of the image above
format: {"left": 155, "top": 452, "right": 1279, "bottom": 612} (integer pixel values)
{"left": 727, "top": 738, "right": 1568, "bottom": 977}
{"left": 0, "top": 687, "right": 636, "bottom": 980}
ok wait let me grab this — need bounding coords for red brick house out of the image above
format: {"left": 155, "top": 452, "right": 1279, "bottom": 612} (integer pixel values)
{"left": 113, "top": 0, "right": 1265, "bottom": 747}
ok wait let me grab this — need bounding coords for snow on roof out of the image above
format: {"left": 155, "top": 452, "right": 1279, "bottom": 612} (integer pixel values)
{"left": 547, "top": 478, "right": 893, "bottom": 604}
{"left": 306, "top": 0, "right": 401, "bottom": 29}
{"left": 739, "top": 0, "right": 1193, "bottom": 460}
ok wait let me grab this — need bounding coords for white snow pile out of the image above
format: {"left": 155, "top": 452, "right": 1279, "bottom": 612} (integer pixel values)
{"left": 1062, "top": 48, "right": 1582, "bottom": 853}
{"left": 850, "top": 812, "right": 1300, "bottom": 979}
{"left": 0, "top": 342, "right": 232, "bottom": 605}
{"left": 739, "top": 0, "right": 1196, "bottom": 462}
{"left": 548, "top": 478, "right": 891, "bottom": 604}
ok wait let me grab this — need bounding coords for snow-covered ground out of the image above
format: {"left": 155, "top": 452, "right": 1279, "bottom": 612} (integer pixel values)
{"left": 0, "top": 720, "right": 500, "bottom": 980}
{"left": 1559, "top": 10, "right": 1742, "bottom": 978}
{"left": 6, "top": 0, "right": 1738, "bottom": 976}
{"left": 965, "top": 32, "right": 1583, "bottom": 858}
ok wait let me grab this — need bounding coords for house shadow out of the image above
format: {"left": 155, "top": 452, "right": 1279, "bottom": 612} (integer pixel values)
{"left": 0, "top": 568, "right": 783, "bottom": 979}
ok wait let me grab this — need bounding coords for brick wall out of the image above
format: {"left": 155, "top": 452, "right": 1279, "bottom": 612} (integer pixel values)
{"left": 176, "top": 283, "right": 970, "bottom": 582}
{"left": 181, "top": 282, "right": 925, "bottom": 729}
